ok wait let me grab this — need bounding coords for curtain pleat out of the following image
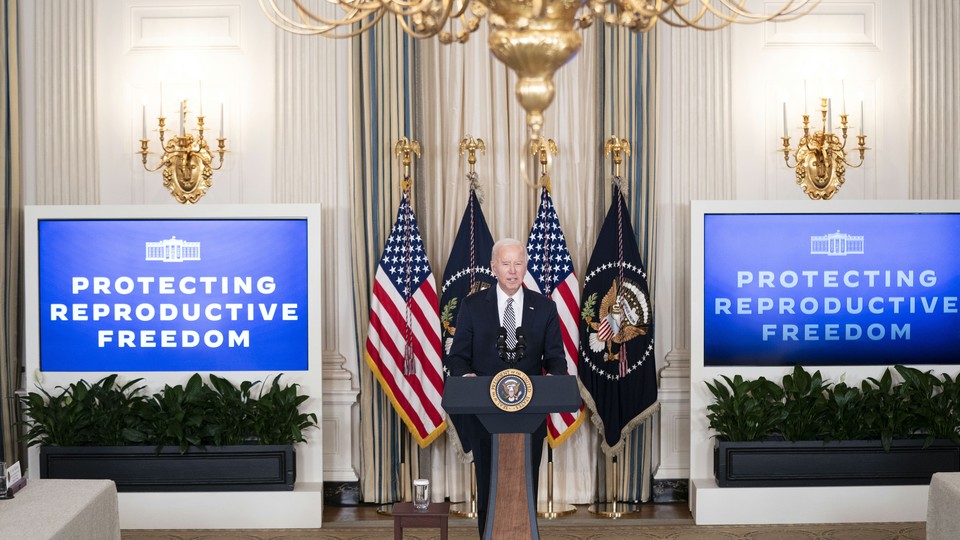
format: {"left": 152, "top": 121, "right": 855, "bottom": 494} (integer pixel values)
{"left": 352, "top": 19, "right": 429, "bottom": 503}
{"left": 595, "top": 24, "right": 660, "bottom": 504}
{"left": 1, "top": 0, "right": 22, "bottom": 464}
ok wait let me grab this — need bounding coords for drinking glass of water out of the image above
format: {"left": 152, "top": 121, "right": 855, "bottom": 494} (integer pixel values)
{"left": 413, "top": 478, "right": 430, "bottom": 511}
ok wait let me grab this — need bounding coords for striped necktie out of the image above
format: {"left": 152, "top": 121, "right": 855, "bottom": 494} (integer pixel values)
{"left": 504, "top": 298, "right": 517, "bottom": 351}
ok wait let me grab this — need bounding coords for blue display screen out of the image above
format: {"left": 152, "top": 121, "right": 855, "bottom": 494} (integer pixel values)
{"left": 38, "top": 219, "right": 309, "bottom": 371}
{"left": 703, "top": 213, "right": 960, "bottom": 366}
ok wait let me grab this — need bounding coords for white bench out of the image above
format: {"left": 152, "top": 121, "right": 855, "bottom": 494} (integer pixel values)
{"left": 928, "top": 472, "right": 960, "bottom": 540}
{"left": 0, "top": 479, "right": 120, "bottom": 539}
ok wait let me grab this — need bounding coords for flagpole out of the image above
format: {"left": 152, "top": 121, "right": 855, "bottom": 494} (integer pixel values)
{"left": 448, "top": 138, "right": 490, "bottom": 522}
{"left": 537, "top": 444, "right": 576, "bottom": 518}
{"left": 528, "top": 137, "right": 578, "bottom": 519}
{"left": 589, "top": 451, "right": 640, "bottom": 517}
{"left": 377, "top": 414, "right": 410, "bottom": 516}
{"left": 378, "top": 137, "right": 424, "bottom": 517}
{"left": 589, "top": 137, "right": 640, "bottom": 518}
{"left": 450, "top": 462, "right": 479, "bottom": 518}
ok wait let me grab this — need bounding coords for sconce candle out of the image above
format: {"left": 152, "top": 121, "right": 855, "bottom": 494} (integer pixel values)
{"left": 220, "top": 103, "right": 224, "bottom": 138}
{"left": 860, "top": 101, "right": 864, "bottom": 136}
{"left": 179, "top": 100, "right": 185, "bottom": 136}
{"left": 142, "top": 104, "right": 146, "bottom": 139}
{"left": 827, "top": 99, "right": 832, "bottom": 133}
{"left": 842, "top": 80, "right": 846, "bottom": 115}
{"left": 199, "top": 81, "right": 203, "bottom": 116}
{"left": 159, "top": 81, "right": 163, "bottom": 117}
{"left": 782, "top": 102, "right": 788, "bottom": 138}
{"left": 804, "top": 81, "right": 808, "bottom": 115}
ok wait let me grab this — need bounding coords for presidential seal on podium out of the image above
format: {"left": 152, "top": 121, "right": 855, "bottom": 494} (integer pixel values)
{"left": 489, "top": 368, "right": 533, "bottom": 412}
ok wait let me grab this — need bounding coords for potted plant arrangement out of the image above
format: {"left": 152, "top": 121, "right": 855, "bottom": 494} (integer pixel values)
{"left": 707, "top": 364, "right": 960, "bottom": 487}
{"left": 20, "top": 373, "right": 318, "bottom": 492}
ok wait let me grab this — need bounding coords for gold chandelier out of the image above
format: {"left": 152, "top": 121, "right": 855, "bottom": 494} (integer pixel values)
{"left": 261, "top": 0, "right": 819, "bottom": 141}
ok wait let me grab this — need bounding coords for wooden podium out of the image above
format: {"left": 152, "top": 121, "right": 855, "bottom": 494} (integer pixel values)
{"left": 442, "top": 373, "right": 580, "bottom": 540}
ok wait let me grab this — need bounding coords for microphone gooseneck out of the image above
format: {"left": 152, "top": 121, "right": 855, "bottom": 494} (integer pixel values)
{"left": 515, "top": 328, "right": 526, "bottom": 359}
{"left": 497, "top": 326, "right": 508, "bottom": 361}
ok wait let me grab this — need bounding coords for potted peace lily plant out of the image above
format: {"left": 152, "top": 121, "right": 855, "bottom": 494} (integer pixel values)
{"left": 20, "top": 373, "right": 317, "bottom": 492}
{"left": 707, "top": 364, "right": 960, "bottom": 487}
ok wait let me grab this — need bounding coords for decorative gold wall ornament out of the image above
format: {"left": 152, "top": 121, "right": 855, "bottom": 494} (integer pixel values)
{"left": 459, "top": 135, "right": 487, "bottom": 175}
{"left": 530, "top": 136, "right": 558, "bottom": 188}
{"left": 604, "top": 135, "right": 631, "bottom": 178}
{"left": 779, "top": 98, "right": 868, "bottom": 200}
{"left": 394, "top": 136, "right": 422, "bottom": 195}
{"left": 260, "top": 0, "right": 820, "bottom": 143}
{"left": 139, "top": 99, "right": 227, "bottom": 204}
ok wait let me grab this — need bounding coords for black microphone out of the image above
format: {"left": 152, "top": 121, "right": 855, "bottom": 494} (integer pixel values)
{"left": 497, "top": 326, "right": 507, "bottom": 360}
{"left": 515, "top": 328, "right": 526, "bottom": 359}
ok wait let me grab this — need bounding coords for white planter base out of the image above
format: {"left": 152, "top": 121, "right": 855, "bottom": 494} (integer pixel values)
{"left": 691, "top": 477, "right": 928, "bottom": 525}
{"left": 118, "top": 482, "right": 325, "bottom": 529}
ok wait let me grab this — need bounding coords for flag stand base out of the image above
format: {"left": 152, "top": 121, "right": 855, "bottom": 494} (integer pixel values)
{"left": 588, "top": 501, "right": 639, "bottom": 518}
{"left": 588, "top": 453, "right": 638, "bottom": 517}
{"left": 537, "top": 502, "right": 577, "bottom": 519}
{"left": 450, "top": 462, "right": 478, "bottom": 517}
{"left": 450, "top": 502, "right": 477, "bottom": 518}
{"left": 536, "top": 460, "right": 576, "bottom": 519}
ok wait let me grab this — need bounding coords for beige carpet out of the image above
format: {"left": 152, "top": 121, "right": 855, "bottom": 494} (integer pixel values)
{"left": 122, "top": 522, "right": 926, "bottom": 539}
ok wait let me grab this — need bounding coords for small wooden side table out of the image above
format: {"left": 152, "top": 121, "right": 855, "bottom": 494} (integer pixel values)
{"left": 393, "top": 501, "right": 451, "bottom": 540}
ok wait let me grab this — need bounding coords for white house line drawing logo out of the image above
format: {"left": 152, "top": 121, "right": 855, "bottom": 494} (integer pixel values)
{"left": 145, "top": 236, "right": 201, "bottom": 262}
{"left": 810, "top": 230, "right": 864, "bottom": 256}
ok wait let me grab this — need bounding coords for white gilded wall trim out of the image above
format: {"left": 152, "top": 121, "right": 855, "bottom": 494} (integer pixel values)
{"left": 910, "top": 0, "right": 960, "bottom": 199}
{"left": 764, "top": 2, "right": 877, "bottom": 47}
{"left": 33, "top": 0, "right": 99, "bottom": 204}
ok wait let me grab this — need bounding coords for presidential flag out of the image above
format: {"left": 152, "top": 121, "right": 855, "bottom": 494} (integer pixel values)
{"left": 579, "top": 185, "right": 658, "bottom": 454}
{"left": 440, "top": 189, "right": 496, "bottom": 455}
{"left": 365, "top": 193, "right": 446, "bottom": 448}
{"left": 523, "top": 186, "right": 584, "bottom": 447}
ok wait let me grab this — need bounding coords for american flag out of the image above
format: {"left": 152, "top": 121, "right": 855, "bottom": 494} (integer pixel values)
{"left": 364, "top": 194, "right": 446, "bottom": 448}
{"left": 523, "top": 186, "right": 584, "bottom": 447}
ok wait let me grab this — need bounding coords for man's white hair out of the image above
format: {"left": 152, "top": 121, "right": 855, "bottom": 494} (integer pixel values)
{"left": 491, "top": 238, "right": 528, "bottom": 262}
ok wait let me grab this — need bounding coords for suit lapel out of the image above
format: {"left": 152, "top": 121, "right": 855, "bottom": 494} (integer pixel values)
{"left": 484, "top": 285, "right": 499, "bottom": 329}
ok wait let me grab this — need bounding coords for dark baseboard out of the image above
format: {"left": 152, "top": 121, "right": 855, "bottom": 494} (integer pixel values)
{"left": 324, "top": 481, "right": 362, "bottom": 505}
{"left": 652, "top": 479, "right": 688, "bottom": 503}
{"left": 40, "top": 445, "right": 295, "bottom": 492}
{"left": 323, "top": 479, "right": 689, "bottom": 505}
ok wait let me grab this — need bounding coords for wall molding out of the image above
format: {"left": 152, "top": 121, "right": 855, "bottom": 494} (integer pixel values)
{"left": 128, "top": 4, "right": 242, "bottom": 51}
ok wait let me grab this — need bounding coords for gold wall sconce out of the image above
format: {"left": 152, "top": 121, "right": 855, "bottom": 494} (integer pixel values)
{"left": 139, "top": 89, "right": 227, "bottom": 204}
{"left": 779, "top": 94, "right": 868, "bottom": 200}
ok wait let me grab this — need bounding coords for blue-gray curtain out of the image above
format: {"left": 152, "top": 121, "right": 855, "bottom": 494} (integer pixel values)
{"left": 350, "top": 20, "right": 428, "bottom": 503}
{"left": 1, "top": 0, "right": 22, "bottom": 464}
{"left": 596, "top": 24, "right": 660, "bottom": 503}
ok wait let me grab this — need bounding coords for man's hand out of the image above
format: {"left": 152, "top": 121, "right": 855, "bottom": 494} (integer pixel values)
{"left": 464, "top": 373, "right": 477, "bottom": 377}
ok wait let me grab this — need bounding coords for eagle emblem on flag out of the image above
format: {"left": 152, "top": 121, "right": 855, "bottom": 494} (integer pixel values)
{"left": 582, "top": 278, "right": 651, "bottom": 358}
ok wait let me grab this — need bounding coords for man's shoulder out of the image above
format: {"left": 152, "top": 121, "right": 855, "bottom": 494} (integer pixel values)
{"left": 463, "top": 285, "right": 495, "bottom": 307}
{"left": 523, "top": 288, "right": 551, "bottom": 305}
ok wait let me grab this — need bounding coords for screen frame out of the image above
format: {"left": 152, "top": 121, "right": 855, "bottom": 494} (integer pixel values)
{"left": 24, "top": 204, "right": 324, "bottom": 481}
{"left": 689, "top": 199, "right": 960, "bottom": 484}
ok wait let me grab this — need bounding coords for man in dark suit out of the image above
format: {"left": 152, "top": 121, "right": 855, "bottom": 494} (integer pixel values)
{"left": 446, "top": 237, "right": 566, "bottom": 538}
